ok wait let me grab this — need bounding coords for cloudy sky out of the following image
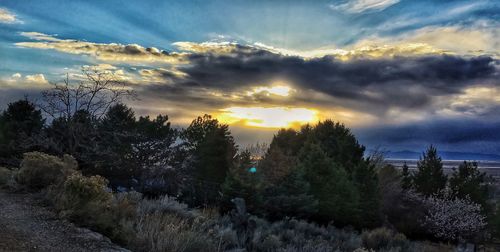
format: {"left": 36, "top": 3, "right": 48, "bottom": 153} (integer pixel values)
{"left": 0, "top": 0, "right": 499, "bottom": 155}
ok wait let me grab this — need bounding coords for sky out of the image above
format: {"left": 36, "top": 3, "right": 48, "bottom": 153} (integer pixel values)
{"left": 0, "top": 0, "right": 499, "bottom": 156}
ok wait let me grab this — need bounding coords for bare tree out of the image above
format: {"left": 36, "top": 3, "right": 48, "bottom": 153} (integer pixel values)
{"left": 40, "top": 66, "right": 137, "bottom": 119}
{"left": 38, "top": 66, "right": 137, "bottom": 155}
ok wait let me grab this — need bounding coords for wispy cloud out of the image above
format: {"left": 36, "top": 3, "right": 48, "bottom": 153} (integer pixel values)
{"left": 0, "top": 7, "right": 22, "bottom": 24}
{"left": 330, "top": 0, "right": 399, "bottom": 13}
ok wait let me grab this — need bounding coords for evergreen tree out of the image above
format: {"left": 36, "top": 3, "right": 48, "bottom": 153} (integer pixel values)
{"left": 181, "top": 115, "right": 237, "bottom": 206}
{"left": 412, "top": 145, "right": 447, "bottom": 196}
{"left": 92, "top": 104, "right": 137, "bottom": 185}
{"left": 298, "top": 141, "right": 359, "bottom": 225}
{"left": 311, "top": 120, "right": 365, "bottom": 173}
{"left": 401, "top": 162, "right": 412, "bottom": 190}
{"left": 262, "top": 166, "right": 318, "bottom": 220}
{"left": 449, "top": 161, "right": 489, "bottom": 212}
{"left": 221, "top": 150, "right": 263, "bottom": 212}
{"left": 0, "top": 99, "right": 44, "bottom": 166}
{"left": 353, "top": 161, "right": 382, "bottom": 228}
{"left": 258, "top": 144, "right": 296, "bottom": 185}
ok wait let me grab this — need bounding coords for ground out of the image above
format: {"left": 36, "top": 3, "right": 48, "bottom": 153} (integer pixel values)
{"left": 0, "top": 190, "right": 128, "bottom": 252}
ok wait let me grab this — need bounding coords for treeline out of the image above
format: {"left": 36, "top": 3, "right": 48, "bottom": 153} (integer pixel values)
{"left": 0, "top": 70, "right": 499, "bottom": 245}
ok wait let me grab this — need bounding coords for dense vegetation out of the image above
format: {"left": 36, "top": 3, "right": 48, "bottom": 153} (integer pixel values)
{"left": 0, "top": 71, "right": 498, "bottom": 251}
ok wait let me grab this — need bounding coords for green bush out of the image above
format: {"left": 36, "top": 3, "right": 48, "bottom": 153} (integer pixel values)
{"left": 0, "top": 167, "right": 12, "bottom": 186}
{"left": 16, "top": 152, "right": 77, "bottom": 190}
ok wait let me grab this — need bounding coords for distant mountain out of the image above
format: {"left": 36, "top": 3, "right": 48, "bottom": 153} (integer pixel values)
{"left": 384, "top": 150, "right": 500, "bottom": 161}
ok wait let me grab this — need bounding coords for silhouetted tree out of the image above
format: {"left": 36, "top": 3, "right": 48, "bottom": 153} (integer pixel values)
{"left": 181, "top": 114, "right": 237, "bottom": 206}
{"left": 412, "top": 145, "right": 447, "bottom": 196}
{"left": 0, "top": 99, "right": 44, "bottom": 166}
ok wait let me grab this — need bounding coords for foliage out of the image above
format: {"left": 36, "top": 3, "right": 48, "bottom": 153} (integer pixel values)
{"left": 298, "top": 141, "right": 360, "bottom": 225}
{"left": 377, "top": 164, "right": 403, "bottom": 223}
{"left": 412, "top": 145, "right": 447, "bottom": 196}
{"left": 0, "top": 99, "right": 44, "bottom": 166}
{"left": 181, "top": 114, "right": 237, "bottom": 206}
{"left": 449, "top": 161, "right": 489, "bottom": 211}
{"left": 258, "top": 144, "right": 296, "bottom": 185}
{"left": 421, "top": 191, "right": 486, "bottom": 241}
{"left": 401, "top": 162, "right": 412, "bottom": 190}
{"left": 353, "top": 161, "right": 382, "bottom": 228}
{"left": 221, "top": 150, "right": 264, "bottom": 213}
{"left": 262, "top": 166, "right": 318, "bottom": 220}
{"left": 16, "top": 152, "right": 77, "bottom": 190}
{"left": 361, "top": 227, "right": 410, "bottom": 251}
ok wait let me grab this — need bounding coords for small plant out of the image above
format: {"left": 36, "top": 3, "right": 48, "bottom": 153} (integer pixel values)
{"left": 16, "top": 152, "right": 77, "bottom": 190}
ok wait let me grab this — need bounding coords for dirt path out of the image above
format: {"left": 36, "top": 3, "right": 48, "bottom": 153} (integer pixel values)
{"left": 0, "top": 190, "right": 130, "bottom": 252}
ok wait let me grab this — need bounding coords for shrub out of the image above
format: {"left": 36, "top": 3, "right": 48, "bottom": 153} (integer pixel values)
{"left": 50, "top": 172, "right": 132, "bottom": 242}
{"left": 134, "top": 212, "right": 216, "bottom": 252}
{"left": 0, "top": 167, "right": 12, "bottom": 186}
{"left": 361, "top": 227, "right": 410, "bottom": 251}
{"left": 16, "top": 152, "right": 77, "bottom": 190}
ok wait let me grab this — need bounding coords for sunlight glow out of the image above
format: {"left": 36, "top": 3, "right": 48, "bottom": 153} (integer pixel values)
{"left": 217, "top": 106, "right": 318, "bottom": 128}
{"left": 247, "top": 85, "right": 294, "bottom": 97}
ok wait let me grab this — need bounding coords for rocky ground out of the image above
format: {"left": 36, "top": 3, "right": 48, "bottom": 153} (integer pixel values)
{"left": 0, "top": 190, "right": 129, "bottom": 252}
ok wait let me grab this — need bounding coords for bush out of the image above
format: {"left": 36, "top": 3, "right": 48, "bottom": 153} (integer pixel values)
{"left": 17, "top": 152, "right": 77, "bottom": 190}
{"left": 50, "top": 172, "right": 130, "bottom": 242}
{"left": 134, "top": 212, "right": 216, "bottom": 252}
{"left": 0, "top": 167, "right": 12, "bottom": 186}
{"left": 361, "top": 227, "right": 410, "bottom": 251}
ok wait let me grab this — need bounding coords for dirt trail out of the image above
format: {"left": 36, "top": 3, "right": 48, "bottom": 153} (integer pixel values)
{"left": 0, "top": 190, "right": 129, "bottom": 252}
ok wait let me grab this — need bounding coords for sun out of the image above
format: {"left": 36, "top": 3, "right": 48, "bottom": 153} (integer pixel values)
{"left": 217, "top": 106, "right": 319, "bottom": 128}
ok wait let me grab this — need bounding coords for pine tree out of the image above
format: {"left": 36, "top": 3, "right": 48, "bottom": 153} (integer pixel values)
{"left": 449, "top": 161, "right": 489, "bottom": 212}
{"left": 0, "top": 99, "right": 44, "bottom": 166}
{"left": 262, "top": 166, "right": 318, "bottom": 220}
{"left": 298, "top": 141, "right": 359, "bottom": 225}
{"left": 221, "top": 150, "right": 263, "bottom": 212}
{"left": 401, "top": 162, "right": 412, "bottom": 190}
{"left": 412, "top": 145, "right": 447, "bottom": 196}
{"left": 181, "top": 115, "right": 237, "bottom": 206}
{"left": 353, "top": 161, "right": 382, "bottom": 228}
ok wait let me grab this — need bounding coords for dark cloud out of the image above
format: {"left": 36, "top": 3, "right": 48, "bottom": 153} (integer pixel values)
{"left": 142, "top": 45, "right": 499, "bottom": 116}
{"left": 355, "top": 118, "right": 500, "bottom": 154}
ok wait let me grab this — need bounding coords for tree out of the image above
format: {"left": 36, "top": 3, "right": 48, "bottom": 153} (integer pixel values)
{"left": 422, "top": 193, "right": 486, "bottom": 241}
{"left": 298, "top": 141, "right": 359, "bottom": 225}
{"left": 0, "top": 99, "right": 45, "bottom": 166}
{"left": 40, "top": 68, "right": 135, "bottom": 159}
{"left": 258, "top": 144, "right": 296, "bottom": 185}
{"left": 181, "top": 114, "right": 237, "bottom": 206}
{"left": 353, "top": 161, "right": 382, "bottom": 228}
{"left": 412, "top": 145, "right": 447, "bottom": 196}
{"left": 262, "top": 166, "right": 318, "bottom": 220}
{"left": 401, "top": 162, "right": 412, "bottom": 190}
{"left": 92, "top": 104, "right": 137, "bottom": 184}
{"left": 378, "top": 165, "right": 404, "bottom": 224}
{"left": 449, "top": 161, "right": 489, "bottom": 212}
{"left": 40, "top": 67, "right": 136, "bottom": 119}
{"left": 221, "top": 150, "right": 263, "bottom": 213}
{"left": 311, "top": 120, "right": 365, "bottom": 173}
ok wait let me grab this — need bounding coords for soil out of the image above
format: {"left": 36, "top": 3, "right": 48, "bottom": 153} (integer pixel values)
{"left": 0, "top": 190, "right": 130, "bottom": 252}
